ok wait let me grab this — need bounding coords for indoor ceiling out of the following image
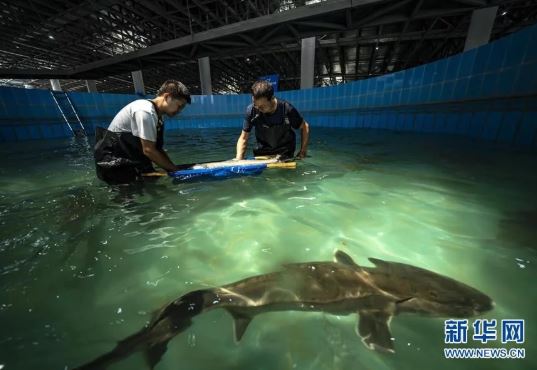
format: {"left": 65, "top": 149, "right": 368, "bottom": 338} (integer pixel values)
{"left": 1, "top": 0, "right": 536, "bottom": 94}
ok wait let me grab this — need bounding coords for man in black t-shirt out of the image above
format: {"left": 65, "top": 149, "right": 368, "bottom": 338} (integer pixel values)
{"left": 235, "top": 80, "right": 310, "bottom": 160}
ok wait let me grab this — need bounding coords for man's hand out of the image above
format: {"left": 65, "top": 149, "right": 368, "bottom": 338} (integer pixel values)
{"left": 296, "top": 150, "right": 307, "bottom": 160}
{"left": 297, "top": 121, "right": 309, "bottom": 160}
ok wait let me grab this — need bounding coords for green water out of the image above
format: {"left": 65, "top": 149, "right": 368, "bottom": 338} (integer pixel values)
{"left": 0, "top": 127, "right": 535, "bottom": 370}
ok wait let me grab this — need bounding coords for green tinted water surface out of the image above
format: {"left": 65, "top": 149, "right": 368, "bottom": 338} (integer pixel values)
{"left": 0, "top": 127, "right": 535, "bottom": 370}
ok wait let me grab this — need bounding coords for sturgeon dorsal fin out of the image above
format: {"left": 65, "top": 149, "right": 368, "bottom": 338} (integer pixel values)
{"left": 226, "top": 309, "right": 253, "bottom": 342}
{"left": 368, "top": 257, "right": 391, "bottom": 270}
{"left": 334, "top": 250, "right": 358, "bottom": 267}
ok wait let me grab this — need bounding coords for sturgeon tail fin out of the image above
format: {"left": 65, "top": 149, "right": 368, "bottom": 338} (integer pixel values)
{"left": 73, "top": 289, "right": 209, "bottom": 370}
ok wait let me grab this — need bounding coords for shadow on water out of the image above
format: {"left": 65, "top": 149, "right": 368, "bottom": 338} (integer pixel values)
{"left": 57, "top": 187, "right": 107, "bottom": 274}
{"left": 0, "top": 187, "right": 101, "bottom": 285}
{"left": 0, "top": 177, "right": 173, "bottom": 282}
{"left": 497, "top": 209, "right": 537, "bottom": 251}
{"left": 60, "top": 180, "right": 192, "bottom": 268}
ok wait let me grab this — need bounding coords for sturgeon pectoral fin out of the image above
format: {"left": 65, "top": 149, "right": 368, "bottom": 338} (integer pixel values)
{"left": 226, "top": 309, "right": 253, "bottom": 342}
{"left": 356, "top": 311, "right": 395, "bottom": 353}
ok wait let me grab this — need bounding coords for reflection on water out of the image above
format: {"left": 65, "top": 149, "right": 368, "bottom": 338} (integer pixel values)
{"left": 0, "top": 127, "right": 535, "bottom": 370}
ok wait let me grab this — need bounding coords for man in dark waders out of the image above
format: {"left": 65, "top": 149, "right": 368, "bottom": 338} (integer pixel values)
{"left": 94, "top": 80, "right": 191, "bottom": 185}
{"left": 235, "top": 80, "right": 310, "bottom": 160}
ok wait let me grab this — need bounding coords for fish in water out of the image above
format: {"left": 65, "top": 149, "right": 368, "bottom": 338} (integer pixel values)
{"left": 74, "top": 250, "right": 494, "bottom": 369}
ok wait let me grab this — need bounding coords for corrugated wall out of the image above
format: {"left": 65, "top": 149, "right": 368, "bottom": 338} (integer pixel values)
{"left": 1, "top": 23, "right": 536, "bottom": 149}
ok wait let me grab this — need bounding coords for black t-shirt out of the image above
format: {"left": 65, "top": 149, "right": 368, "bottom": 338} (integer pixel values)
{"left": 242, "top": 99, "right": 304, "bottom": 132}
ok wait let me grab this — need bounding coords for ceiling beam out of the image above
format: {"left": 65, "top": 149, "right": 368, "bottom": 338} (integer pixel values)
{"left": 4, "top": 0, "right": 387, "bottom": 77}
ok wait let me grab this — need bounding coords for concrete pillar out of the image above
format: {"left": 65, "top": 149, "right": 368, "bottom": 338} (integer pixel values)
{"left": 198, "top": 56, "right": 212, "bottom": 95}
{"left": 131, "top": 70, "right": 145, "bottom": 95}
{"left": 300, "top": 37, "right": 316, "bottom": 89}
{"left": 50, "top": 79, "right": 62, "bottom": 91}
{"left": 464, "top": 6, "right": 499, "bottom": 52}
{"left": 85, "top": 80, "right": 97, "bottom": 93}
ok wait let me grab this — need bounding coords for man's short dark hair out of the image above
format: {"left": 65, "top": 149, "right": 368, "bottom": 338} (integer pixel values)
{"left": 251, "top": 80, "right": 274, "bottom": 100}
{"left": 157, "top": 80, "right": 191, "bottom": 104}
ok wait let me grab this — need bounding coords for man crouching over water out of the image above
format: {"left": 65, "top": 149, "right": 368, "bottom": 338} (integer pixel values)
{"left": 94, "top": 80, "right": 191, "bottom": 185}
{"left": 235, "top": 80, "right": 310, "bottom": 160}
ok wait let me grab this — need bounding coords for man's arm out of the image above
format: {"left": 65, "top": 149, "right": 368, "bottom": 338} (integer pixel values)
{"left": 235, "top": 130, "right": 249, "bottom": 160}
{"left": 285, "top": 102, "right": 309, "bottom": 159}
{"left": 140, "top": 138, "right": 177, "bottom": 172}
{"left": 160, "top": 148, "right": 174, "bottom": 164}
{"left": 296, "top": 121, "right": 310, "bottom": 159}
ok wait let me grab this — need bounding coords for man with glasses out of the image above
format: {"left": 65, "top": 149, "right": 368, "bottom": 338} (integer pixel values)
{"left": 235, "top": 80, "right": 310, "bottom": 160}
{"left": 94, "top": 80, "right": 191, "bottom": 184}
